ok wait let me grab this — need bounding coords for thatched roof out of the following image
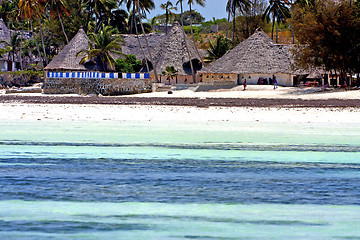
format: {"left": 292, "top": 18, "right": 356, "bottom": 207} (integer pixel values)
{"left": 45, "top": 29, "right": 93, "bottom": 71}
{"left": 121, "top": 32, "right": 165, "bottom": 60}
{"left": 152, "top": 22, "right": 202, "bottom": 75}
{"left": 199, "top": 28, "right": 297, "bottom": 75}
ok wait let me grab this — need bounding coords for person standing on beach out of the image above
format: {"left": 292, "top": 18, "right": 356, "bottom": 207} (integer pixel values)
{"left": 243, "top": 79, "right": 247, "bottom": 91}
{"left": 273, "top": 75, "right": 278, "bottom": 89}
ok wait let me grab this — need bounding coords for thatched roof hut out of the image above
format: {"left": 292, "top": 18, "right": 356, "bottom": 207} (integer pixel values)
{"left": 199, "top": 28, "right": 295, "bottom": 75}
{"left": 45, "top": 29, "right": 101, "bottom": 71}
{"left": 152, "top": 22, "right": 202, "bottom": 76}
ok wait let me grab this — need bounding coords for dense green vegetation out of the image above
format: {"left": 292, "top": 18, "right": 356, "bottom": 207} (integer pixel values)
{"left": 0, "top": 0, "right": 359, "bottom": 78}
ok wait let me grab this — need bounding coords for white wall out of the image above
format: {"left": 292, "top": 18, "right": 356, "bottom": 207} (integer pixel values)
{"left": 238, "top": 73, "right": 294, "bottom": 87}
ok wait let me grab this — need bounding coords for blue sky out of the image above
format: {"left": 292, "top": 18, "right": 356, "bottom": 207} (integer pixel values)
{"left": 144, "top": 0, "right": 229, "bottom": 21}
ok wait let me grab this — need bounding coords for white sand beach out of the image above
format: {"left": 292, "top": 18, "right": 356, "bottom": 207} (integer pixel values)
{"left": 1, "top": 86, "right": 360, "bottom": 124}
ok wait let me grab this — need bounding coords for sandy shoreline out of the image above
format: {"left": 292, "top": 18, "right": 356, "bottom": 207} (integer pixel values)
{"left": 1, "top": 103, "right": 360, "bottom": 124}
{"left": 1, "top": 86, "right": 360, "bottom": 123}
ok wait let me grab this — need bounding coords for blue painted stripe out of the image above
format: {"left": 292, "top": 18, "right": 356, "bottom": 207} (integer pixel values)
{"left": 109, "top": 73, "right": 114, "bottom": 79}
{"left": 144, "top": 73, "right": 150, "bottom": 79}
{"left": 135, "top": 73, "right": 140, "bottom": 79}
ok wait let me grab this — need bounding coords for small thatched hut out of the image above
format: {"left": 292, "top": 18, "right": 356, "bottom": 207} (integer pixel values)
{"left": 199, "top": 28, "right": 299, "bottom": 87}
{"left": 45, "top": 29, "right": 102, "bottom": 72}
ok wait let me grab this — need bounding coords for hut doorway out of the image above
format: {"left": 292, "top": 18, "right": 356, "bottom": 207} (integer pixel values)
{"left": 237, "top": 74, "right": 242, "bottom": 85}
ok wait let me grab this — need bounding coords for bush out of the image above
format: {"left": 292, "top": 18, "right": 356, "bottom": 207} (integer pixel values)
{"left": 0, "top": 70, "right": 43, "bottom": 88}
{"left": 115, "top": 54, "right": 143, "bottom": 73}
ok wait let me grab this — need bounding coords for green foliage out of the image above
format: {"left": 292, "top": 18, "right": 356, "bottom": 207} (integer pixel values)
{"left": 174, "top": 10, "right": 205, "bottom": 26}
{"left": 115, "top": 54, "right": 143, "bottom": 72}
{"left": 206, "top": 36, "right": 232, "bottom": 61}
{"left": 291, "top": 0, "right": 360, "bottom": 75}
{"left": 162, "top": 66, "right": 178, "bottom": 84}
{"left": 79, "top": 25, "right": 124, "bottom": 71}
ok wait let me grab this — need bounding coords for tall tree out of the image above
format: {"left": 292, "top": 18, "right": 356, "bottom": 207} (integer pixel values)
{"left": 187, "top": 0, "right": 205, "bottom": 66}
{"left": 160, "top": 1, "right": 177, "bottom": 34}
{"left": 46, "top": 0, "right": 70, "bottom": 43}
{"left": 79, "top": 25, "right": 124, "bottom": 71}
{"left": 120, "top": 0, "right": 154, "bottom": 34}
{"left": 135, "top": 0, "right": 158, "bottom": 81}
{"left": 176, "top": 0, "right": 195, "bottom": 83}
{"left": 18, "top": 0, "right": 45, "bottom": 69}
{"left": 226, "top": 0, "right": 251, "bottom": 45}
{"left": 83, "top": 0, "right": 117, "bottom": 33}
{"left": 263, "top": 0, "right": 290, "bottom": 43}
{"left": 291, "top": 0, "right": 360, "bottom": 82}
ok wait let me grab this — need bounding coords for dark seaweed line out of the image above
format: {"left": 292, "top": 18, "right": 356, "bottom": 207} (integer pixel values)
{"left": 1, "top": 95, "right": 360, "bottom": 108}
{"left": 1, "top": 141, "right": 360, "bottom": 152}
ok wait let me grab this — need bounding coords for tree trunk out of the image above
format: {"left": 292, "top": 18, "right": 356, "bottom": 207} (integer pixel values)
{"left": 276, "top": 20, "right": 279, "bottom": 43}
{"left": 38, "top": 16, "right": 48, "bottom": 65}
{"left": 232, "top": 5, "right": 236, "bottom": 46}
{"left": 57, "top": 9, "right": 69, "bottom": 44}
{"left": 272, "top": 14, "right": 275, "bottom": 41}
{"left": 130, "top": 4, "right": 135, "bottom": 34}
{"left": 85, "top": 6, "right": 92, "bottom": 33}
{"left": 19, "top": 23, "right": 24, "bottom": 72}
{"left": 165, "top": 10, "right": 168, "bottom": 34}
{"left": 30, "top": 20, "right": 44, "bottom": 73}
{"left": 179, "top": 2, "right": 195, "bottom": 84}
{"left": 226, "top": 10, "right": 230, "bottom": 40}
{"left": 188, "top": 3, "right": 205, "bottom": 68}
{"left": 136, "top": 0, "right": 159, "bottom": 82}
{"left": 134, "top": 17, "right": 150, "bottom": 72}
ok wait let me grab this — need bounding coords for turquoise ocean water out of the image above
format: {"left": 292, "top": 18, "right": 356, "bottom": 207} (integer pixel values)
{"left": 0, "top": 120, "right": 359, "bottom": 239}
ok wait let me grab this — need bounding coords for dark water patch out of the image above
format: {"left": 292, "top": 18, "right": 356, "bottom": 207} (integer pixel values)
{"left": 1, "top": 140, "right": 360, "bottom": 152}
{"left": 0, "top": 220, "right": 152, "bottom": 233}
{"left": 334, "top": 237, "right": 360, "bottom": 240}
{"left": 182, "top": 236, "right": 239, "bottom": 240}
{"left": 1, "top": 158, "right": 360, "bottom": 204}
{"left": 76, "top": 214, "right": 328, "bottom": 226}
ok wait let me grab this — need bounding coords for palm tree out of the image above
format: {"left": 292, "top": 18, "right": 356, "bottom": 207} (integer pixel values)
{"left": 187, "top": 0, "right": 205, "bottom": 66}
{"left": 226, "top": 0, "right": 251, "bottom": 45}
{"left": 135, "top": 0, "right": 159, "bottom": 82}
{"left": 206, "top": 36, "right": 232, "bottom": 62}
{"left": 263, "top": 0, "right": 291, "bottom": 43}
{"left": 79, "top": 25, "right": 124, "bottom": 71}
{"left": 176, "top": 0, "right": 195, "bottom": 83}
{"left": 46, "top": 0, "right": 70, "bottom": 43}
{"left": 18, "top": 0, "right": 45, "bottom": 69}
{"left": 160, "top": 1, "right": 177, "bottom": 34}
{"left": 120, "top": 0, "right": 154, "bottom": 34}
{"left": 83, "top": 0, "right": 117, "bottom": 33}
{"left": 162, "top": 66, "right": 178, "bottom": 85}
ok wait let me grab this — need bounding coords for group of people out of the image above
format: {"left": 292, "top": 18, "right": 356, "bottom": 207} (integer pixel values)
{"left": 243, "top": 75, "right": 278, "bottom": 90}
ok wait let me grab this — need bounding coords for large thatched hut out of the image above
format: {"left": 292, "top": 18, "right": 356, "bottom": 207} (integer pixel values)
{"left": 199, "top": 28, "right": 299, "bottom": 87}
{"left": 153, "top": 22, "right": 203, "bottom": 84}
{"left": 121, "top": 22, "right": 204, "bottom": 84}
{"left": 43, "top": 29, "right": 152, "bottom": 95}
{"left": 45, "top": 29, "right": 102, "bottom": 72}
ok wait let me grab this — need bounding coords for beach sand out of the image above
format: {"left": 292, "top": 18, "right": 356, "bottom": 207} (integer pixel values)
{"left": 1, "top": 86, "right": 360, "bottom": 123}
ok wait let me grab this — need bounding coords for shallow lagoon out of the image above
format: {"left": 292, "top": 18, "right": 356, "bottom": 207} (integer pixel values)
{"left": 0, "top": 121, "right": 359, "bottom": 239}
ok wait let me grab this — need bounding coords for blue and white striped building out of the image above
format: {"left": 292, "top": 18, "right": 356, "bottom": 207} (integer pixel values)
{"left": 47, "top": 72, "right": 150, "bottom": 80}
